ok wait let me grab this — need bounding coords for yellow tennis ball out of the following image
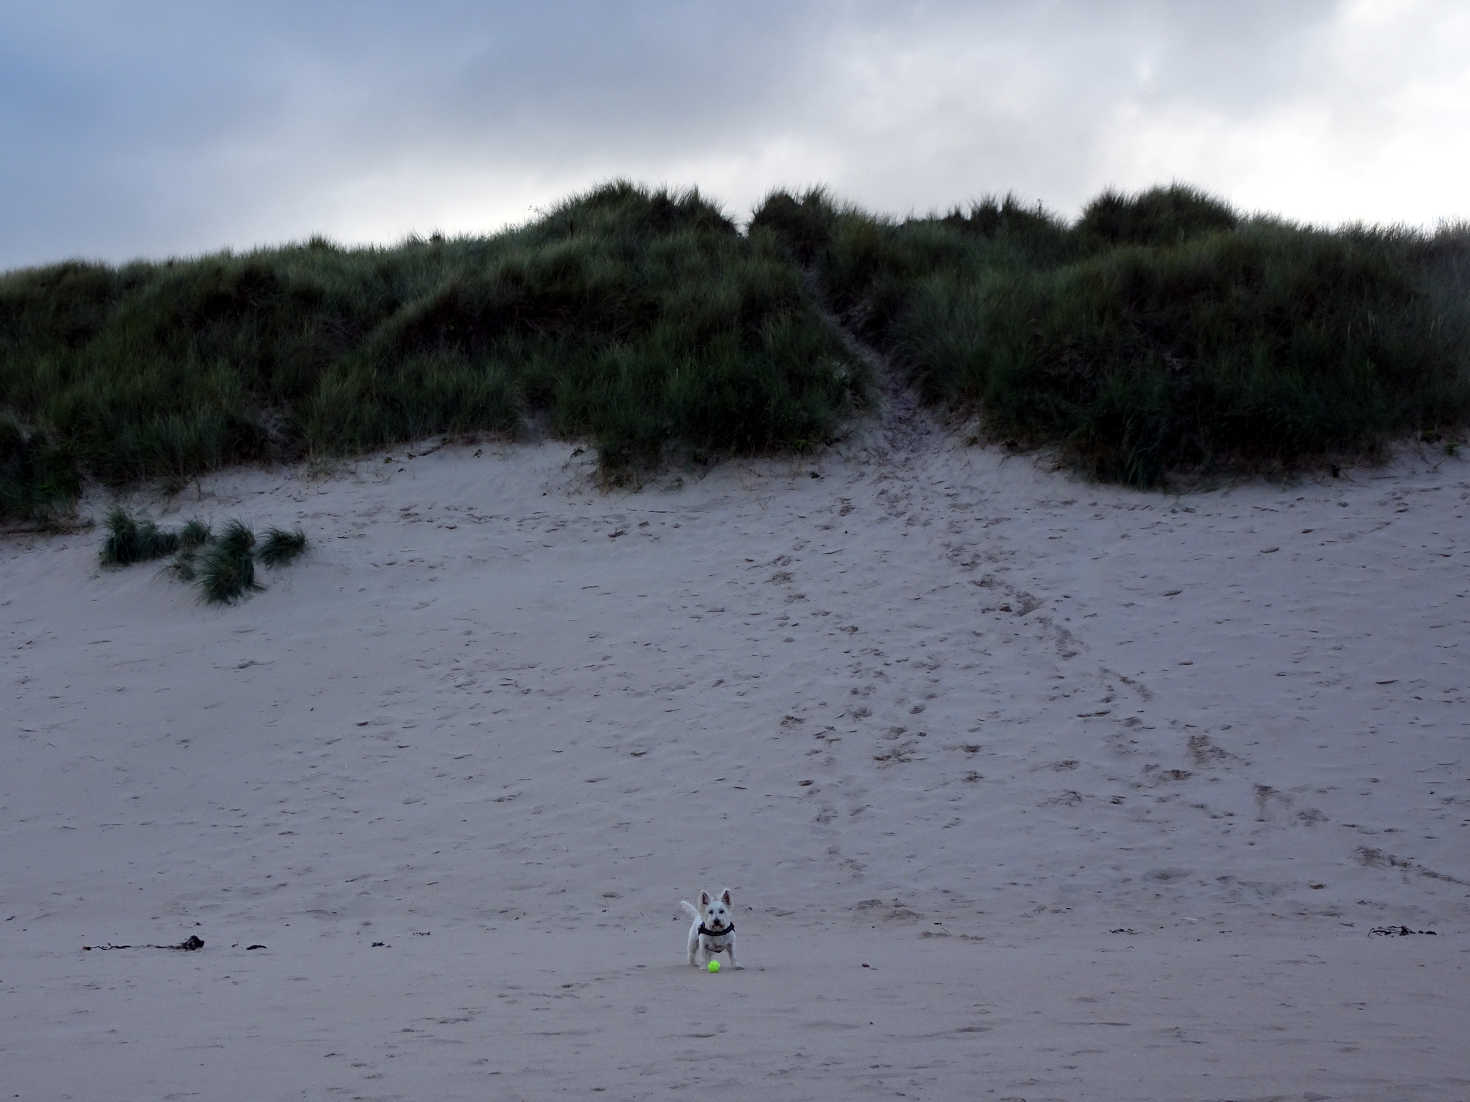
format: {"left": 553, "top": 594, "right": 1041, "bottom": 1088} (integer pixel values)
{"left": 707, "top": 959, "right": 721, "bottom": 973}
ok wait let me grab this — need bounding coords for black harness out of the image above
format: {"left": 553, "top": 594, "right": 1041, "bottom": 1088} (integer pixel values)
{"left": 698, "top": 922, "right": 733, "bottom": 938}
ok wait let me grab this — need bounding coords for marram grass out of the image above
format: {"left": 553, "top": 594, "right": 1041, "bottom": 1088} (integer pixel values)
{"left": 98, "top": 510, "right": 307, "bottom": 605}
{"left": 197, "top": 522, "right": 262, "bottom": 605}
{"left": 100, "top": 507, "right": 179, "bottom": 566}
{"left": 754, "top": 185, "right": 1470, "bottom": 486}
{"left": 6, "top": 180, "right": 1469, "bottom": 511}
{"left": 258, "top": 526, "right": 307, "bottom": 568}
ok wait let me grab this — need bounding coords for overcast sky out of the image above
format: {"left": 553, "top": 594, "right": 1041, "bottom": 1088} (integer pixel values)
{"left": 4, "top": 0, "right": 1468, "bottom": 271}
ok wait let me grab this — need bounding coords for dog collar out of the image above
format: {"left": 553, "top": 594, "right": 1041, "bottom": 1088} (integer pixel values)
{"left": 698, "top": 922, "right": 733, "bottom": 937}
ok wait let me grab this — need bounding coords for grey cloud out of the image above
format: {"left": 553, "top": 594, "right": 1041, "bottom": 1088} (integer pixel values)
{"left": 1, "top": 0, "right": 1463, "bottom": 270}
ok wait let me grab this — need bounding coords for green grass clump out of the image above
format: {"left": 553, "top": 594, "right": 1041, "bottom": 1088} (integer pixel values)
{"left": 167, "top": 519, "right": 213, "bottom": 581}
{"left": 178, "top": 518, "right": 212, "bottom": 549}
{"left": 99, "top": 510, "right": 307, "bottom": 604}
{"left": 100, "top": 507, "right": 180, "bottom": 565}
{"left": 747, "top": 187, "right": 843, "bottom": 266}
{"left": 1076, "top": 183, "right": 1239, "bottom": 249}
{"left": 197, "top": 520, "right": 262, "bottom": 605}
{"left": 258, "top": 526, "right": 307, "bottom": 567}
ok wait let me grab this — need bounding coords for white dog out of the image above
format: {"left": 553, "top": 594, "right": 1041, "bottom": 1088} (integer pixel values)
{"left": 680, "top": 888, "right": 738, "bottom": 968}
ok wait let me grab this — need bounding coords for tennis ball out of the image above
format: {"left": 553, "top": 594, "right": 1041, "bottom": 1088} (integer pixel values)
{"left": 707, "top": 959, "right": 721, "bottom": 973}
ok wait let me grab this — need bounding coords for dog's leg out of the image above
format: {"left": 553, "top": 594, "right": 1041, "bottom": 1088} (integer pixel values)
{"left": 681, "top": 901, "right": 703, "bottom": 966}
{"left": 727, "top": 934, "right": 738, "bottom": 969}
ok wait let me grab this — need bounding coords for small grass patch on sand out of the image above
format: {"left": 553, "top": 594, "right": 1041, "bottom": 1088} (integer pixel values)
{"left": 196, "top": 520, "right": 262, "bottom": 605}
{"left": 101, "top": 509, "right": 307, "bottom": 604}
{"left": 258, "top": 526, "right": 308, "bottom": 568}
{"left": 100, "top": 507, "right": 181, "bottom": 566}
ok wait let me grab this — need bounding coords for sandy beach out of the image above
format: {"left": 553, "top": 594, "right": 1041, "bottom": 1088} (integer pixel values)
{"left": 3, "top": 410, "right": 1467, "bottom": 1100}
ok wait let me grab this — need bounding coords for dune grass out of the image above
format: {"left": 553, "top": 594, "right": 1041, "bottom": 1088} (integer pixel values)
{"left": 196, "top": 520, "right": 263, "bottom": 605}
{"left": 1, "top": 412, "right": 80, "bottom": 522}
{"left": 4, "top": 179, "right": 1469, "bottom": 511}
{"left": 100, "top": 506, "right": 181, "bottom": 566}
{"left": 258, "top": 526, "right": 308, "bottom": 568}
{"left": 166, "top": 519, "right": 213, "bottom": 573}
{"left": 0, "top": 181, "right": 861, "bottom": 520}
{"left": 753, "top": 184, "right": 1470, "bottom": 485}
{"left": 102, "top": 509, "right": 306, "bottom": 604}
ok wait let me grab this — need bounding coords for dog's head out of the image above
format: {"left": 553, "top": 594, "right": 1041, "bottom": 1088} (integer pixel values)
{"left": 699, "top": 888, "right": 733, "bottom": 932}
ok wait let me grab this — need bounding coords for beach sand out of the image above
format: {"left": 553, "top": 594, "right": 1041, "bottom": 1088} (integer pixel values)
{"left": 3, "top": 416, "right": 1467, "bottom": 1100}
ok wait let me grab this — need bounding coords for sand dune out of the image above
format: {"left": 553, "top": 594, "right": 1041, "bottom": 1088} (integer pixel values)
{"left": 3, "top": 420, "right": 1467, "bottom": 1100}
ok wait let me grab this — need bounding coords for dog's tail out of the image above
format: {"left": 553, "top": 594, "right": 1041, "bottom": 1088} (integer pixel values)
{"left": 679, "top": 900, "right": 700, "bottom": 920}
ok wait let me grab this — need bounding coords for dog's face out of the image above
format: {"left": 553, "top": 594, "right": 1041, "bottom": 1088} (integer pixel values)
{"left": 700, "top": 888, "right": 733, "bottom": 932}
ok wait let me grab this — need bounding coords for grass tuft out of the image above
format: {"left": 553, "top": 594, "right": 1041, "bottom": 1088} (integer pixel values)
{"left": 167, "top": 519, "right": 212, "bottom": 581}
{"left": 178, "top": 518, "right": 212, "bottom": 549}
{"left": 749, "top": 187, "right": 842, "bottom": 266}
{"left": 258, "top": 526, "right": 307, "bottom": 567}
{"left": 99, "top": 511, "right": 306, "bottom": 603}
{"left": 196, "top": 520, "right": 262, "bottom": 604}
{"left": 169, "top": 551, "right": 199, "bottom": 583}
{"left": 100, "top": 507, "right": 180, "bottom": 565}
{"left": 1077, "top": 183, "right": 1239, "bottom": 249}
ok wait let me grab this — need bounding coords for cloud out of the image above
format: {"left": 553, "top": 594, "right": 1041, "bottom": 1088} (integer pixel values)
{"left": 2, "top": 0, "right": 1466, "bottom": 270}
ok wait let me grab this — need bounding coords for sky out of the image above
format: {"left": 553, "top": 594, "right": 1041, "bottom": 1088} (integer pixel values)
{"left": 3, "top": 0, "right": 1468, "bottom": 271}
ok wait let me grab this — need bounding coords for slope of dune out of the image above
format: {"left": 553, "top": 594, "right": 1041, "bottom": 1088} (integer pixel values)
{"left": 3, "top": 414, "right": 1467, "bottom": 1100}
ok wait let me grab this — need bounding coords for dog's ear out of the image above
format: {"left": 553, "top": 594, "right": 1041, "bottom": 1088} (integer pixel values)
{"left": 720, "top": 888, "right": 732, "bottom": 906}
{"left": 699, "top": 889, "right": 711, "bottom": 909}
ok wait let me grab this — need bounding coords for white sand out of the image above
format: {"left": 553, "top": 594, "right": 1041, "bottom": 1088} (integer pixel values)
{"left": 3, "top": 418, "right": 1468, "bottom": 1100}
